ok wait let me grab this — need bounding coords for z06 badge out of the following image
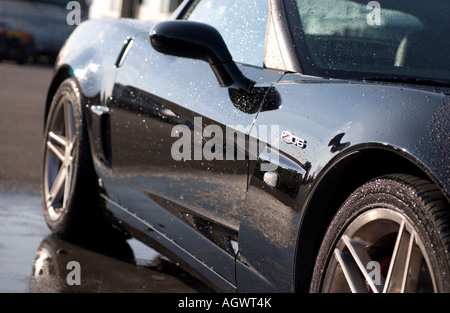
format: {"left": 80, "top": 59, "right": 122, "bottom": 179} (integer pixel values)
{"left": 281, "top": 131, "right": 307, "bottom": 149}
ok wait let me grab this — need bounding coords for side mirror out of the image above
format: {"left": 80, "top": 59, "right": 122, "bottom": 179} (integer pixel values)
{"left": 150, "top": 20, "right": 253, "bottom": 89}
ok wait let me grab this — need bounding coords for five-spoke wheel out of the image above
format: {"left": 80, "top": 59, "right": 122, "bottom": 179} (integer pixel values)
{"left": 43, "top": 92, "right": 76, "bottom": 222}
{"left": 310, "top": 175, "right": 450, "bottom": 293}
{"left": 42, "top": 78, "right": 106, "bottom": 239}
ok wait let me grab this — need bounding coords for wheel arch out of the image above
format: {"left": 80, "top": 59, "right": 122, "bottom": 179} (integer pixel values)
{"left": 294, "top": 144, "right": 449, "bottom": 292}
{"left": 44, "top": 65, "right": 74, "bottom": 127}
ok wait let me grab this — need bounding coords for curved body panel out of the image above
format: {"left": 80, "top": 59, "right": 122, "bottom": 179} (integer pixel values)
{"left": 44, "top": 0, "right": 449, "bottom": 293}
{"left": 238, "top": 75, "right": 449, "bottom": 291}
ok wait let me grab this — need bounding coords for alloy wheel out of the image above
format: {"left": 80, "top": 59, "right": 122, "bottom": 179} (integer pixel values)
{"left": 321, "top": 208, "right": 436, "bottom": 293}
{"left": 43, "top": 95, "right": 76, "bottom": 221}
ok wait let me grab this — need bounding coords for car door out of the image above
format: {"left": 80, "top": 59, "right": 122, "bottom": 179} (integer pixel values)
{"left": 108, "top": 0, "right": 284, "bottom": 287}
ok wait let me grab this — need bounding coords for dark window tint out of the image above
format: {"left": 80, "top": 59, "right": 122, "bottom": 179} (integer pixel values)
{"left": 293, "top": 0, "right": 450, "bottom": 82}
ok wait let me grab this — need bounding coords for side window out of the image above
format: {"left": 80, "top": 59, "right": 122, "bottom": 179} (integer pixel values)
{"left": 296, "top": 0, "right": 424, "bottom": 73}
{"left": 184, "top": 0, "right": 269, "bottom": 68}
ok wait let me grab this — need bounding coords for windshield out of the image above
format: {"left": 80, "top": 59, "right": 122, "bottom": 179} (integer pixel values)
{"left": 289, "top": 0, "right": 450, "bottom": 83}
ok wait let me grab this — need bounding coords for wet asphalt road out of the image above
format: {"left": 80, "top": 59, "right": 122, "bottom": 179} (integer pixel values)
{"left": 0, "top": 62, "right": 211, "bottom": 293}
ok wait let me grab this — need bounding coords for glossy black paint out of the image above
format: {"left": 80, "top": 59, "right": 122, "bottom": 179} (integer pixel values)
{"left": 240, "top": 76, "right": 450, "bottom": 291}
{"left": 108, "top": 29, "right": 285, "bottom": 290}
{"left": 45, "top": 0, "right": 449, "bottom": 292}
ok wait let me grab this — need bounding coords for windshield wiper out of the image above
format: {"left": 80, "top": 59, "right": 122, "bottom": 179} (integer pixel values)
{"left": 359, "top": 76, "right": 450, "bottom": 88}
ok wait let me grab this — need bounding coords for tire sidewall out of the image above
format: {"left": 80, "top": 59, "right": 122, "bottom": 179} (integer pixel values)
{"left": 310, "top": 176, "right": 450, "bottom": 292}
{"left": 42, "top": 78, "right": 92, "bottom": 236}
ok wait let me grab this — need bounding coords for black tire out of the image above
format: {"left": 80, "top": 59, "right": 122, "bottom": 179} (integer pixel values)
{"left": 310, "top": 174, "right": 450, "bottom": 293}
{"left": 42, "top": 78, "right": 111, "bottom": 241}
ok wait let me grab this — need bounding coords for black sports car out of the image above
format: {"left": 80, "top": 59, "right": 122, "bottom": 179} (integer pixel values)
{"left": 42, "top": 0, "right": 450, "bottom": 293}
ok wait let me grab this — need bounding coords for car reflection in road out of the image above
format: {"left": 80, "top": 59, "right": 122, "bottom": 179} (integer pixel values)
{"left": 30, "top": 235, "right": 212, "bottom": 293}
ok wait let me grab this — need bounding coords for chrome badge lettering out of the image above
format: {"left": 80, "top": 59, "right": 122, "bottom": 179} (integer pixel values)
{"left": 281, "top": 131, "right": 307, "bottom": 148}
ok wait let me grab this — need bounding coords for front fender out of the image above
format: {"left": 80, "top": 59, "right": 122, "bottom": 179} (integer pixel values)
{"left": 236, "top": 75, "right": 450, "bottom": 292}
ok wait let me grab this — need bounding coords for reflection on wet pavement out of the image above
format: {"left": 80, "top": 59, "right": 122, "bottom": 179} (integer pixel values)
{"left": 0, "top": 62, "right": 212, "bottom": 293}
{"left": 30, "top": 235, "right": 209, "bottom": 293}
{"left": 0, "top": 190, "right": 48, "bottom": 292}
{"left": 0, "top": 188, "right": 212, "bottom": 293}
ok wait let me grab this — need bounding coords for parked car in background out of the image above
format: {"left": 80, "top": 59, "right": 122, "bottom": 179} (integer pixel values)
{"left": 42, "top": 0, "right": 450, "bottom": 293}
{"left": 0, "top": 0, "right": 89, "bottom": 63}
{"left": 0, "top": 21, "right": 7, "bottom": 60}
{"left": 0, "top": 21, "right": 34, "bottom": 64}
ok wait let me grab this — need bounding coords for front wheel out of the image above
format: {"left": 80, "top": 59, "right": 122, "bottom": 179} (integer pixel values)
{"left": 42, "top": 78, "right": 110, "bottom": 240}
{"left": 310, "top": 174, "right": 450, "bottom": 293}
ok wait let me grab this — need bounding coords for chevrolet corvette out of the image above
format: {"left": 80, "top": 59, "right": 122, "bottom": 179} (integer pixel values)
{"left": 42, "top": 0, "right": 450, "bottom": 292}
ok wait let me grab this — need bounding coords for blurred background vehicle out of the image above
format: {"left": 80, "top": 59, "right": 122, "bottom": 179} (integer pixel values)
{"left": 0, "top": 21, "right": 9, "bottom": 61}
{"left": 0, "top": 21, "right": 34, "bottom": 64}
{"left": 0, "top": 0, "right": 184, "bottom": 64}
{"left": 0, "top": 0, "right": 90, "bottom": 64}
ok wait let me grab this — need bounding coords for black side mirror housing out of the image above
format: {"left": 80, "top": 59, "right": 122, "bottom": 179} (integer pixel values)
{"left": 150, "top": 20, "right": 253, "bottom": 89}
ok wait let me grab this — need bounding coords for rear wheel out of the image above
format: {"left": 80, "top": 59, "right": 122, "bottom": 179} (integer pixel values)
{"left": 310, "top": 174, "right": 450, "bottom": 293}
{"left": 42, "top": 78, "right": 111, "bottom": 240}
